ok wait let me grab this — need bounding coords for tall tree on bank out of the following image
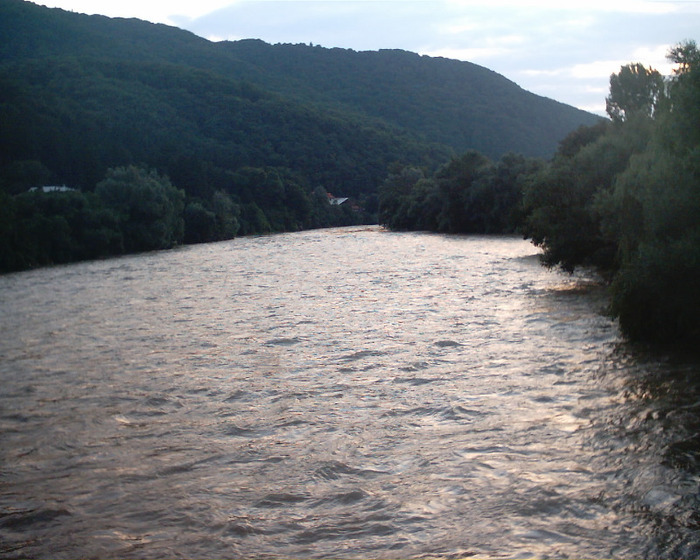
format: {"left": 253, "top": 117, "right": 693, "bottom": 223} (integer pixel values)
{"left": 95, "top": 165, "right": 185, "bottom": 253}
{"left": 605, "top": 63, "right": 666, "bottom": 122}
{"left": 606, "top": 41, "right": 700, "bottom": 344}
{"left": 523, "top": 41, "right": 700, "bottom": 346}
{"left": 667, "top": 40, "right": 700, "bottom": 75}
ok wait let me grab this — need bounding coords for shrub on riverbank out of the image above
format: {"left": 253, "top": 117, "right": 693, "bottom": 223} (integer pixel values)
{"left": 380, "top": 41, "right": 700, "bottom": 347}
{"left": 0, "top": 164, "right": 373, "bottom": 273}
{"left": 525, "top": 41, "right": 700, "bottom": 346}
{"left": 378, "top": 152, "right": 541, "bottom": 235}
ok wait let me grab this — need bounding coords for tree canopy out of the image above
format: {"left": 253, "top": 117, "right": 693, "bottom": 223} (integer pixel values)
{"left": 95, "top": 166, "right": 185, "bottom": 253}
{"left": 0, "top": 0, "right": 600, "bottom": 273}
{"left": 605, "top": 63, "right": 666, "bottom": 122}
{"left": 524, "top": 43, "right": 700, "bottom": 346}
{"left": 380, "top": 41, "right": 700, "bottom": 347}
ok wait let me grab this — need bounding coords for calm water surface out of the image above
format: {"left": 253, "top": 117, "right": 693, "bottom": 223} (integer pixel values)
{"left": 1, "top": 226, "right": 700, "bottom": 559}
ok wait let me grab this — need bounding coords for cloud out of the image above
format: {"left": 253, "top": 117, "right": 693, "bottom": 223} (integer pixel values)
{"left": 570, "top": 60, "right": 631, "bottom": 79}
{"left": 442, "top": 0, "right": 681, "bottom": 14}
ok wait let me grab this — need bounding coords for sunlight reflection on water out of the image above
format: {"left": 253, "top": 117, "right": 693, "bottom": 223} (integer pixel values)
{"left": 1, "top": 226, "right": 699, "bottom": 559}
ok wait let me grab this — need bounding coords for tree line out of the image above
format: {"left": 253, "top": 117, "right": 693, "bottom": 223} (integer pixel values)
{"left": 0, "top": 164, "right": 369, "bottom": 272}
{"left": 379, "top": 41, "right": 700, "bottom": 347}
{"left": 0, "top": 0, "right": 599, "bottom": 273}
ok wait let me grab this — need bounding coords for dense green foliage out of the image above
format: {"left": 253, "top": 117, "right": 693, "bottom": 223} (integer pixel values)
{"left": 0, "top": 164, "right": 365, "bottom": 271}
{"left": 378, "top": 152, "right": 541, "bottom": 234}
{"left": 95, "top": 166, "right": 185, "bottom": 253}
{"left": 521, "top": 117, "right": 650, "bottom": 272}
{"left": 380, "top": 42, "right": 700, "bottom": 346}
{"left": 523, "top": 42, "right": 700, "bottom": 346}
{"left": 0, "top": 166, "right": 182, "bottom": 270}
{"left": 217, "top": 41, "right": 600, "bottom": 160}
{"left": 0, "top": 0, "right": 598, "bottom": 273}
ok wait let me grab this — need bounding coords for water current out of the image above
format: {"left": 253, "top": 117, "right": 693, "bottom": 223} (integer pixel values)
{"left": 1, "top": 226, "right": 700, "bottom": 559}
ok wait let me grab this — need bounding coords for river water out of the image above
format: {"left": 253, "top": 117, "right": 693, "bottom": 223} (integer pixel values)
{"left": 1, "top": 226, "right": 700, "bottom": 559}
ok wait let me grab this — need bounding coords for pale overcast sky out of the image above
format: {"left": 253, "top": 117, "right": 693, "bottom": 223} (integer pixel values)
{"left": 32, "top": 0, "right": 700, "bottom": 114}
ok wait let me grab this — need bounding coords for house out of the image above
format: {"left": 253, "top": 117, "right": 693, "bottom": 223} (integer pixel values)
{"left": 29, "top": 185, "right": 75, "bottom": 193}
{"left": 326, "top": 192, "right": 348, "bottom": 205}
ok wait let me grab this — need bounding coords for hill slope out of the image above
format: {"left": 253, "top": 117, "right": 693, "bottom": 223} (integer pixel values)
{"left": 0, "top": 1, "right": 600, "bottom": 195}
{"left": 217, "top": 39, "right": 601, "bottom": 159}
{"left": 3, "top": 1, "right": 455, "bottom": 197}
{"left": 0, "top": 0, "right": 600, "bottom": 160}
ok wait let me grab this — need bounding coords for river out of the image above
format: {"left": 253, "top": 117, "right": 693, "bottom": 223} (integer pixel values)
{"left": 1, "top": 226, "right": 699, "bottom": 559}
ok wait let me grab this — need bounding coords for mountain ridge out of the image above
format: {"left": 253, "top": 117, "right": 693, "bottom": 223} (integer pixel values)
{"left": 1, "top": 0, "right": 601, "bottom": 196}
{"left": 216, "top": 38, "right": 598, "bottom": 157}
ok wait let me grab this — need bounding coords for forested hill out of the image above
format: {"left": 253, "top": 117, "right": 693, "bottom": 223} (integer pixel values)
{"left": 1, "top": 1, "right": 599, "bottom": 184}
{"left": 0, "top": 0, "right": 601, "bottom": 272}
{"left": 1, "top": 1, "right": 600, "bottom": 159}
{"left": 217, "top": 40, "right": 601, "bottom": 159}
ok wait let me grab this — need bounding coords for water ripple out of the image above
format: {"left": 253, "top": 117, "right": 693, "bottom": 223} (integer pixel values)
{"left": 1, "top": 227, "right": 699, "bottom": 558}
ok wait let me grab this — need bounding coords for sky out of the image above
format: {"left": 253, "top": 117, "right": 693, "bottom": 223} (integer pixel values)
{"left": 32, "top": 0, "right": 700, "bottom": 115}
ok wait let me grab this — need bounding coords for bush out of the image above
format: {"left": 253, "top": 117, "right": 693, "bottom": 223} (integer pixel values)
{"left": 96, "top": 165, "right": 185, "bottom": 252}
{"left": 612, "top": 232, "right": 700, "bottom": 344}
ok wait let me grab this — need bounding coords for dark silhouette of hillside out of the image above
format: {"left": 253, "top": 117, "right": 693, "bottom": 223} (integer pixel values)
{"left": 1, "top": 0, "right": 600, "bottom": 193}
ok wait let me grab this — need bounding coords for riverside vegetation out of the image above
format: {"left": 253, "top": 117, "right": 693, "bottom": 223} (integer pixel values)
{"left": 0, "top": 0, "right": 595, "bottom": 271}
{"left": 0, "top": 1, "right": 697, "bottom": 346}
{"left": 379, "top": 41, "right": 700, "bottom": 348}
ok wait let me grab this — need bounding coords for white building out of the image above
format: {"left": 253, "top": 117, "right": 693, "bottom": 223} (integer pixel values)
{"left": 29, "top": 185, "right": 75, "bottom": 193}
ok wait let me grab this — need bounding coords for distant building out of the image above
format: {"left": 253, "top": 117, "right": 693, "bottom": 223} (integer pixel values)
{"left": 29, "top": 185, "right": 75, "bottom": 193}
{"left": 326, "top": 192, "right": 348, "bottom": 205}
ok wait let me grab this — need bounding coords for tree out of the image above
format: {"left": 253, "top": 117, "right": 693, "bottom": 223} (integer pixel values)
{"left": 467, "top": 153, "right": 541, "bottom": 234}
{"left": 664, "top": 40, "right": 700, "bottom": 151}
{"left": 378, "top": 165, "right": 427, "bottom": 229}
{"left": 667, "top": 40, "right": 700, "bottom": 75}
{"left": 0, "top": 191, "right": 19, "bottom": 270}
{"left": 556, "top": 121, "right": 609, "bottom": 158}
{"left": 379, "top": 151, "right": 536, "bottom": 235}
{"left": 523, "top": 119, "right": 651, "bottom": 272}
{"left": 183, "top": 201, "right": 217, "bottom": 244}
{"left": 96, "top": 165, "right": 184, "bottom": 252}
{"left": 605, "top": 63, "right": 665, "bottom": 122}
{"left": 605, "top": 43, "right": 700, "bottom": 344}
{"left": 435, "top": 151, "right": 491, "bottom": 233}
{"left": 210, "top": 190, "right": 240, "bottom": 240}
{"left": 0, "top": 189, "right": 123, "bottom": 271}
